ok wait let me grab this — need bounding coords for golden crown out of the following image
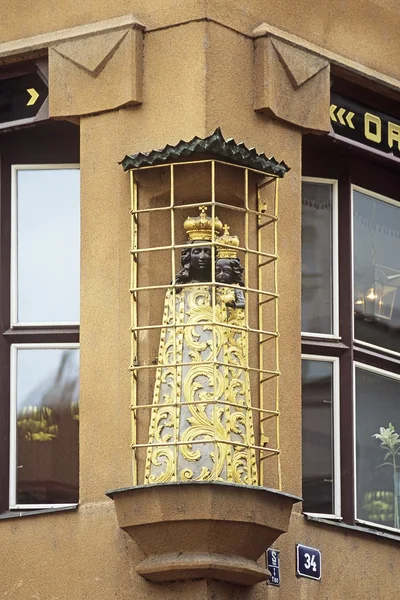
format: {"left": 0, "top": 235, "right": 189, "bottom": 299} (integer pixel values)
{"left": 184, "top": 206, "right": 223, "bottom": 241}
{"left": 216, "top": 224, "right": 240, "bottom": 259}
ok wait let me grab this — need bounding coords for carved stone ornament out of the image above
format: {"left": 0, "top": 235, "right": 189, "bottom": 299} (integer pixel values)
{"left": 49, "top": 23, "right": 143, "bottom": 117}
{"left": 254, "top": 35, "right": 330, "bottom": 133}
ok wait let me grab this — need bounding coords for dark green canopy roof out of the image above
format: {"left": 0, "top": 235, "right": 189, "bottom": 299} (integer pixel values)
{"left": 120, "top": 128, "right": 289, "bottom": 177}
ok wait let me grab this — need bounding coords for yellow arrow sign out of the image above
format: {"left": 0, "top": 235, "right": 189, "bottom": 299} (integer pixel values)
{"left": 330, "top": 104, "right": 337, "bottom": 122}
{"left": 345, "top": 111, "right": 355, "bottom": 129}
{"left": 26, "top": 88, "right": 39, "bottom": 106}
{"left": 337, "top": 107, "right": 346, "bottom": 126}
{"left": 330, "top": 104, "right": 356, "bottom": 129}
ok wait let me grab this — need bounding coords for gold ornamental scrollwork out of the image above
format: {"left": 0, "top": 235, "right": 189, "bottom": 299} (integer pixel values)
{"left": 144, "top": 209, "right": 258, "bottom": 486}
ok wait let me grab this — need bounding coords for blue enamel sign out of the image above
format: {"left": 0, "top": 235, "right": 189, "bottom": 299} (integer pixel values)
{"left": 267, "top": 548, "right": 280, "bottom": 586}
{"left": 296, "top": 544, "right": 321, "bottom": 581}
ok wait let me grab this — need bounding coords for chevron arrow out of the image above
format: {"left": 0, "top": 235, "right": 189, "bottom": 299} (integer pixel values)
{"left": 330, "top": 104, "right": 355, "bottom": 129}
{"left": 345, "top": 111, "right": 355, "bottom": 128}
{"left": 330, "top": 104, "right": 337, "bottom": 121}
{"left": 26, "top": 87, "right": 39, "bottom": 106}
{"left": 337, "top": 107, "right": 346, "bottom": 125}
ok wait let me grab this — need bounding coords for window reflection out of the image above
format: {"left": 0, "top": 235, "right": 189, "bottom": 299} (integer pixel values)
{"left": 15, "top": 347, "right": 79, "bottom": 505}
{"left": 356, "top": 367, "right": 400, "bottom": 530}
{"left": 301, "top": 182, "right": 334, "bottom": 335}
{"left": 353, "top": 189, "right": 400, "bottom": 354}
{"left": 302, "top": 359, "right": 335, "bottom": 514}
{"left": 15, "top": 167, "right": 80, "bottom": 325}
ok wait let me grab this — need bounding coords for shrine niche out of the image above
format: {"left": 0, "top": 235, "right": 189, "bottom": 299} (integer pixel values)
{"left": 107, "top": 129, "right": 300, "bottom": 586}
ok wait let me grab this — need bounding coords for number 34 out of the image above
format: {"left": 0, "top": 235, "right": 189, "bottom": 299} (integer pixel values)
{"left": 304, "top": 553, "right": 317, "bottom": 572}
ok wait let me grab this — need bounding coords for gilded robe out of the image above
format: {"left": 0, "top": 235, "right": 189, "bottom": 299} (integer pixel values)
{"left": 144, "top": 285, "right": 257, "bottom": 485}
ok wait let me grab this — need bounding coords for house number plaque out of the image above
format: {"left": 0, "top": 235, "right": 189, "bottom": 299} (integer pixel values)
{"left": 296, "top": 544, "right": 321, "bottom": 581}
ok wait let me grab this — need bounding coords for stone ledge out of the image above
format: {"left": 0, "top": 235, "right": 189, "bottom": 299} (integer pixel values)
{"left": 136, "top": 552, "right": 269, "bottom": 586}
{"left": 107, "top": 481, "right": 300, "bottom": 586}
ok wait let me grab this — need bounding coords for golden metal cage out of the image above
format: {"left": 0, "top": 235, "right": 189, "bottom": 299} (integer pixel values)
{"left": 125, "top": 136, "right": 287, "bottom": 490}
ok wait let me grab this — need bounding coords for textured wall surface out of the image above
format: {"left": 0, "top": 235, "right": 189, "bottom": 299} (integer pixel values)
{"left": 0, "top": 1, "right": 399, "bottom": 599}
{"left": 0, "top": 0, "right": 399, "bottom": 78}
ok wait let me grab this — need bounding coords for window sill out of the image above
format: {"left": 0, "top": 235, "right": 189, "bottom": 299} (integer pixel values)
{"left": 301, "top": 333, "right": 342, "bottom": 342}
{"left": 305, "top": 514, "right": 400, "bottom": 543}
{"left": 0, "top": 504, "right": 78, "bottom": 520}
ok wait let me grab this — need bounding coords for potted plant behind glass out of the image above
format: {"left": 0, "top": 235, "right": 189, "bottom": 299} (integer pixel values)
{"left": 373, "top": 423, "right": 400, "bottom": 529}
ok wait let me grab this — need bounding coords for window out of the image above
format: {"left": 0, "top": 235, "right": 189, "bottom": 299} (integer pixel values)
{"left": 301, "top": 134, "right": 400, "bottom": 534}
{"left": 0, "top": 122, "right": 80, "bottom": 512}
{"left": 301, "top": 178, "right": 338, "bottom": 338}
{"left": 302, "top": 355, "right": 340, "bottom": 518}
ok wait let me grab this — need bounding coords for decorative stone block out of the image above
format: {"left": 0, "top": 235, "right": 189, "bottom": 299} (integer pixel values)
{"left": 49, "top": 25, "right": 143, "bottom": 118}
{"left": 254, "top": 36, "right": 330, "bottom": 133}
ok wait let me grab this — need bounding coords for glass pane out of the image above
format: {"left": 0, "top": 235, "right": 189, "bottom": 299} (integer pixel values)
{"left": 16, "top": 167, "right": 80, "bottom": 324}
{"left": 356, "top": 367, "right": 400, "bottom": 530}
{"left": 302, "top": 181, "right": 334, "bottom": 334}
{"left": 302, "top": 359, "right": 335, "bottom": 514}
{"left": 353, "top": 189, "right": 400, "bottom": 354}
{"left": 15, "top": 347, "right": 79, "bottom": 505}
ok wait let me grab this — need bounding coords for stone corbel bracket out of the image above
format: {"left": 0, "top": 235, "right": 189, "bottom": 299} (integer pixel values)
{"left": 107, "top": 482, "right": 301, "bottom": 587}
{"left": 49, "top": 16, "right": 144, "bottom": 118}
{"left": 254, "top": 24, "right": 330, "bottom": 133}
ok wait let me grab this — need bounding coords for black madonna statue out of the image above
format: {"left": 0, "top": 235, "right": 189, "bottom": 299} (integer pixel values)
{"left": 144, "top": 207, "right": 257, "bottom": 486}
{"left": 215, "top": 224, "right": 246, "bottom": 309}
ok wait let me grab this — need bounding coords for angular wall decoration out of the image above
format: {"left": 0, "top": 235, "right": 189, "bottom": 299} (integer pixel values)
{"left": 254, "top": 34, "right": 330, "bottom": 133}
{"left": 49, "top": 25, "right": 143, "bottom": 118}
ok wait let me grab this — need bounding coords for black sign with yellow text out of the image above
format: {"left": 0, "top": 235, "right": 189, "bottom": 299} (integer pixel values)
{"left": 330, "top": 93, "right": 400, "bottom": 159}
{"left": 0, "top": 72, "right": 47, "bottom": 126}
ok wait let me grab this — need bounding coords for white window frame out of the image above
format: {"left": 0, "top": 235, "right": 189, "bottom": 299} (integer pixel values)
{"left": 351, "top": 184, "right": 400, "bottom": 359}
{"left": 302, "top": 354, "right": 341, "bottom": 520}
{"left": 9, "top": 342, "right": 79, "bottom": 510}
{"left": 301, "top": 177, "right": 340, "bottom": 340}
{"left": 10, "top": 164, "right": 80, "bottom": 328}
{"left": 353, "top": 361, "right": 400, "bottom": 534}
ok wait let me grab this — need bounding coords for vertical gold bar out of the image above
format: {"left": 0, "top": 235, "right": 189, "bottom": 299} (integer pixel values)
{"left": 131, "top": 169, "right": 139, "bottom": 485}
{"left": 244, "top": 168, "right": 252, "bottom": 483}
{"left": 170, "top": 163, "right": 178, "bottom": 482}
{"left": 274, "top": 178, "right": 282, "bottom": 490}
{"left": 211, "top": 160, "right": 217, "bottom": 480}
{"left": 257, "top": 180, "right": 264, "bottom": 487}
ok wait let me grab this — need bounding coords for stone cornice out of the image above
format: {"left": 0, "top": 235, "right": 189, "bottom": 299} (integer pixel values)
{"left": 0, "top": 14, "right": 144, "bottom": 61}
{"left": 253, "top": 22, "right": 400, "bottom": 94}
